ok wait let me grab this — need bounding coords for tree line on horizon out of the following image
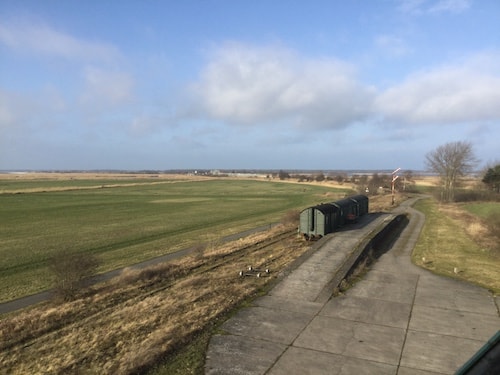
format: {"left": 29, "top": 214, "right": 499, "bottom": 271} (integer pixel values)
{"left": 275, "top": 140, "right": 499, "bottom": 204}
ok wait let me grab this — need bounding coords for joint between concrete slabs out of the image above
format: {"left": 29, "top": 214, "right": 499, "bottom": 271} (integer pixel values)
{"left": 396, "top": 271, "right": 421, "bottom": 372}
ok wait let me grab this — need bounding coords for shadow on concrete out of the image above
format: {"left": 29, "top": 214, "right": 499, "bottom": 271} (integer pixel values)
{"left": 341, "top": 213, "right": 409, "bottom": 283}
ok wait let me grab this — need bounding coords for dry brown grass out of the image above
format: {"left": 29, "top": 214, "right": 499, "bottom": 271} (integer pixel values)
{"left": 0, "top": 172, "right": 214, "bottom": 195}
{"left": 0, "top": 224, "right": 311, "bottom": 374}
{"left": 413, "top": 176, "right": 440, "bottom": 187}
{"left": 368, "top": 192, "right": 409, "bottom": 212}
{"left": 0, "top": 172, "right": 194, "bottom": 180}
{"left": 412, "top": 175, "right": 483, "bottom": 190}
{"left": 412, "top": 199, "right": 500, "bottom": 294}
{"left": 438, "top": 204, "right": 499, "bottom": 254}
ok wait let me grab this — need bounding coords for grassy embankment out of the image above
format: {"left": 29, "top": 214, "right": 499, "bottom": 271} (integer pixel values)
{"left": 0, "top": 174, "right": 355, "bottom": 374}
{"left": 412, "top": 198, "right": 500, "bottom": 294}
{"left": 0, "top": 224, "right": 310, "bottom": 374}
{"left": 0, "top": 176, "right": 351, "bottom": 302}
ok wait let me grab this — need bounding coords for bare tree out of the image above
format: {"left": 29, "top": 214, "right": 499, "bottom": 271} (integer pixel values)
{"left": 315, "top": 172, "right": 325, "bottom": 182}
{"left": 425, "top": 141, "right": 479, "bottom": 202}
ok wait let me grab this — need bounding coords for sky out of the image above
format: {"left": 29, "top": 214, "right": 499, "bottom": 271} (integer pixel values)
{"left": 1, "top": 0, "right": 499, "bottom": 171}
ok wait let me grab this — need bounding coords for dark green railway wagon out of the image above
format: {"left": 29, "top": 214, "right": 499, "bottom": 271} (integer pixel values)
{"left": 299, "top": 203, "right": 341, "bottom": 239}
{"left": 350, "top": 194, "right": 369, "bottom": 218}
{"left": 299, "top": 195, "right": 369, "bottom": 239}
{"left": 332, "top": 198, "right": 357, "bottom": 225}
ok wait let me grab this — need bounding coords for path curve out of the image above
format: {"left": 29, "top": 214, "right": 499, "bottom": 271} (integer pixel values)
{"left": 205, "top": 198, "right": 500, "bottom": 374}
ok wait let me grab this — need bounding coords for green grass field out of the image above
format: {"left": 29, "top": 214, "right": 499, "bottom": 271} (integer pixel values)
{"left": 0, "top": 177, "right": 349, "bottom": 302}
{"left": 461, "top": 201, "right": 500, "bottom": 219}
{"left": 0, "top": 177, "right": 172, "bottom": 193}
{"left": 412, "top": 198, "right": 500, "bottom": 294}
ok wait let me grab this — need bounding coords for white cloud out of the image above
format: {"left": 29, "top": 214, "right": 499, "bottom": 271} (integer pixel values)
{"left": 129, "top": 112, "right": 173, "bottom": 136}
{"left": 428, "top": 0, "right": 470, "bottom": 13}
{"left": 80, "top": 67, "right": 135, "bottom": 108}
{"left": 0, "top": 87, "right": 66, "bottom": 132}
{"left": 0, "top": 18, "right": 134, "bottom": 135}
{"left": 397, "top": 0, "right": 470, "bottom": 14}
{"left": 193, "top": 43, "right": 375, "bottom": 129}
{"left": 375, "top": 55, "right": 500, "bottom": 124}
{"left": 375, "top": 35, "right": 412, "bottom": 57}
{"left": 0, "top": 19, "right": 119, "bottom": 62}
{"left": 0, "top": 91, "right": 17, "bottom": 131}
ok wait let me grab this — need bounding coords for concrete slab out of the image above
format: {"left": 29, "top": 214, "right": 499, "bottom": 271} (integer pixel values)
{"left": 267, "top": 346, "right": 397, "bottom": 375}
{"left": 409, "top": 304, "right": 500, "bottom": 341}
{"left": 270, "top": 268, "right": 333, "bottom": 301}
{"left": 371, "top": 253, "right": 415, "bottom": 273}
{"left": 205, "top": 201, "right": 500, "bottom": 374}
{"left": 400, "top": 331, "right": 486, "bottom": 374}
{"left": 397, "top": 367, "right": 447, "bottom": 375}
{"left": 299, "top": 249, "right": 349, "bottom": 272}
{"left": 415, "top": 279, "right": 498, "bottom": 315}
{"left": 253, "top": 295, "right": 323, "bottom": 316}
{"left": 416, "top": 272, "right": 481, "bottom": 292}
{"left": 293, "top": 316, "right": 406, "bottom": 366}
{"left": 220, "top": 306, "right": 312, "bottom": 345}
{"left": 346, "top": 271, "right": 418, "bottom": 304}
{"left": 362, "top": 269, "right": 420, "bottom": 285}
{"left": 205, "top": 334, "right": 286, "bottom": 375}
{"left": 321, "top": 295, "right": 412, "bottom": 328}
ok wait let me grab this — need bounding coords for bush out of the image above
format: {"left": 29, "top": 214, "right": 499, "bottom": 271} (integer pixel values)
{"left": 50, "top": 251, "right": 100, "bottom": 301}
{"left": 281, "top": 210, "right": 299, "bottom": 226}
{"left": 454, "top": 189, "right": 500, "bottom": 203}
{"left": 487, "top": 212, "right": 500, "bottom": 238}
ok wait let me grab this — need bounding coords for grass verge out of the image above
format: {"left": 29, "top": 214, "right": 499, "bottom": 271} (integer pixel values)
{"left": 412, "top": 198, "right": 500, "bottom": 294}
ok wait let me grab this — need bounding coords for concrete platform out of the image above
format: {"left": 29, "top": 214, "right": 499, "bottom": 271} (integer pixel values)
{"left": 205, "top": 198, "right": 500, "bottom": 374}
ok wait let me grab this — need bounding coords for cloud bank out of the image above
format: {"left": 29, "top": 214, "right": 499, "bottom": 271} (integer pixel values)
{"left": 191, "top": 43, "right": 500, "bottom": 132}
{"left": 193, "top": 43, "right": 376, "bottom": 129}
{"left": 1, "top": 12, "right": 499, "bottom": 170}
{"left": 0, "top": 19, "right": 119, "bottom": 62}
{"left": 375, "top": 56, "right": 500, "bottom": 125}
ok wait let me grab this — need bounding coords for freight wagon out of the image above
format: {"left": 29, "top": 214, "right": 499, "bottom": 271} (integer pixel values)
{"left": 299, "top": 195, "right": 369, "bottom": 240}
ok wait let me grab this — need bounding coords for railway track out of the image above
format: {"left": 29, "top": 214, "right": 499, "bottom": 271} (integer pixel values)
{"left": 0, "top": 226, "right": 307, "bottom": 374}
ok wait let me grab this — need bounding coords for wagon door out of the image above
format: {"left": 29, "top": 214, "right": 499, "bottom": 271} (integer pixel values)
{"left": 314, "top": 208, "right": 325, "bottom": 236}
{"left": 299, "top": 207, "right": 314, "bottom": 236}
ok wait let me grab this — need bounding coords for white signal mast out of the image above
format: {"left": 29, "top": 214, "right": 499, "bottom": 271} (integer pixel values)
{"left": 391, "top": 168, "right": 401, "bottom": 205}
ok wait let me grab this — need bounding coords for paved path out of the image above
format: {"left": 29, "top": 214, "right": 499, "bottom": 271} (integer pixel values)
{"left": 205, "top": 199, "right": 500, "bottom": 374}
{"left": 0, "top": 224, "right": 277, "bottom": 315}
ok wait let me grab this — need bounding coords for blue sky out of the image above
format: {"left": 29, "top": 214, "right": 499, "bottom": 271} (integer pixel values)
{"left": 1, "top": 0, "right": 499, "bottom": 171}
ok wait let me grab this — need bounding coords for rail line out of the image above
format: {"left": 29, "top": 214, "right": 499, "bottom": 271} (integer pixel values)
{"left": 0, "top": 227, "right": 300, "bottom": 361}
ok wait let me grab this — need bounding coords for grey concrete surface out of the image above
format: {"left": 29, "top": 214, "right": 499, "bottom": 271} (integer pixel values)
{"left": 205, "top": 199, "right": 500, "bottom": 374}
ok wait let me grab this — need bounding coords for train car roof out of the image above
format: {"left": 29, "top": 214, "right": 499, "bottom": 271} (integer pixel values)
{"left": 349, "top": 194, "right": 368, "bottom": 201}
{"left": 312, "top": 203, "right": 339, "bottom": 214}
{"left": 332, "top": 198, "right": 354, "bottom": 208}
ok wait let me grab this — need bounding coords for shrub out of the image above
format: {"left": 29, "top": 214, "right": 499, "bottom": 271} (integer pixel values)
{"left": 281, "top": 210, "right": 299, "bottom": 226}
{"left": 50, "top": 251, "right": 100, "bottom": 301}
{"left": 454, "top": 189, "right": 500, "bottom": 203}
{"left": 487, "top": 212, "right": 500, "bottom": 238}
